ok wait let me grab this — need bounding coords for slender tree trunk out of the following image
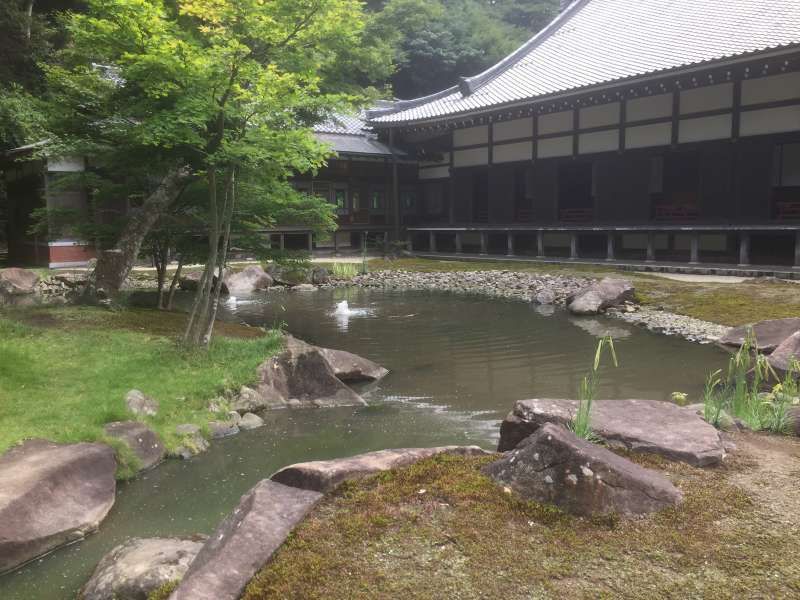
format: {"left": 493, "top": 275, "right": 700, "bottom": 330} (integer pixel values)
{"left": 25, "top": 0, "right": 34, "bottom": 40}
{"left": 93, "top": 166, "right": 192, "bottom": 298}
{"left": 203, "top": 169, "right": 236, "bottom": 347}
{"left": 166, "top": 255, "right": 184, "bottom": 311}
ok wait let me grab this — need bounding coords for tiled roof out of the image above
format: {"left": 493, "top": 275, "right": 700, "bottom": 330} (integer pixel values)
{"left": 314, "top": 109, "right": 403, "bottom": 157}
{"left": 369, "top": 0, "right": 800, "bottom": 125}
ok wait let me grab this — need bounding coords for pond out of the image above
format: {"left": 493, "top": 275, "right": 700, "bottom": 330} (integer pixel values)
{"left": 0, "top": 288, "right": 728, "bottom": 599}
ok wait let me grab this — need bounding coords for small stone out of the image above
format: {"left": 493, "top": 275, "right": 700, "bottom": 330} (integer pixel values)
{"left": 208, "top": 420, "right": 240, "bottom": 439}
{"left": 125, "top": 390, "right": 159, "bottom": 417}
{"left": 239, "top": 413, "right": 265, "bottom": 430}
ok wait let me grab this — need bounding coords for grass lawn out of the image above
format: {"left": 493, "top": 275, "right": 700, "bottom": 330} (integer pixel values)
{"left": 368, "top": 258, "right": 800, "bottom": 327}
{"left": 0, "top": 304, "right": 282, "bottom": 477}
{"left": 243, "top": 435, "right": 800, "bottom": 599}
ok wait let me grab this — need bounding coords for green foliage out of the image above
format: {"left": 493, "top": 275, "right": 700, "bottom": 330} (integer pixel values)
{"left": 330, "top": 262, "right": 358, "bottom": 279}
{"left": 569, "top": 335, "right": 618, "bottom": 441}
{"left": 702, "top": 330, "right": 798, "bottom": 434}
{"left": 147, "top": 580, "right": 179, "bottom": 600}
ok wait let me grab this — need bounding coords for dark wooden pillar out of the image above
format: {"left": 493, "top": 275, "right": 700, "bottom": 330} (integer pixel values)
{"left": 279, "top": 233, "right": 285, "bottom": 250}
{"left": 536, "top": 230, "right": 544, "bottom": 258}
{"left": 569, "top": 233, "right": 578, "bottom": 259}
{"left": 794, "top": 231, "right": 800, "bottom": 268}
{"left": 506, "top": 232, "right": 515, "bottom": 256}
{"left": 307, "top": 232, "right": 313, "bottom": 252}
{"left": 606, "top": 232, "right": 615, "bottom": 261}
{"left": 429, "top": 231, "right": 437, "bottom": 253}
{"left": 480, "top": 232, "right": 488, "bottom": 255}
{"left": 689, "top": 233, "right": 700, "bottom": 264}
{"left": 455, "top": 232, "right": 463, "bottom": 253}
{"left": 390, "top": 128, "right": 400, "bottom": 240}
{"left": 738, "top": 232, "right": 750, "bottom": 266}
{"left": 646, "top": 232, "right": 656, "bottom": 262}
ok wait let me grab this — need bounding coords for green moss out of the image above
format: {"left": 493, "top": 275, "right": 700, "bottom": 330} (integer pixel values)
{"left": 147, "top": 580, "right": 179, "bottom": 600}
{"left": 0, "top": 305, "right": 282, "bottom": 477}
{"left": 243, "top": 452, "right": 799, "bottom": 599}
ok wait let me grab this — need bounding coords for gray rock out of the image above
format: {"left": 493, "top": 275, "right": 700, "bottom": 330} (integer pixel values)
{"left": 224, "top": 265, "right": 272, "bottom": 294}
{"left": 768, "top": 331, "right": 800, "bottom": 377}
{"left": 498, "top": 398, "right": 725, "bottom": 467}
{"left": 310, "top": 266, "right": 331, "bottom": 285}
{"left": 238, "top": 413, "right": 265, "bottom": 430}
{"left": 484, "top": 423, "right": 682, "bottom": 517}
{"left": 79, "top": 536, "right": 206, "bottom": 600}
{"left": 169, "top": 480, "right": 322, "bottom": 600}
{"left": 172, "top": 424, "right": 209, "bottom": 459}
{"left": 318, "top": 347, "right": 389, "bottom": 383}
{"left": 232, "top": 336, "right": 367, "bottom": 412}
{"left": 0, "top": 440, "right": 116, "bottom": 573}
{"left": 789, "top": 407, "right": 800, "bottom": 437}
{"left": 178, "top": 272, "right": 229, "bottom": 295}
{"left": 103, "top": 421, "right": 165, "bottom": 472}
{"left": 719, "top": 317, "right": 800, "bottom": 353}
{"left": 0, "top": 267, "right": 39, "bottom": 295}
{"left": 534, "top": 289, "right": 556, "bottom": 305}
{"left": 125, "top": 390, "right": 159, "bottom": 417}
{"left": 567, "top": 278, "right": 635, "bottom": 316}
{"left": 291, "top": 283, "right": 317, "bottom": 292}
{"left": 208, "top": 421, "right": 240, "bottom": 439}
{"left": 272, "top": 446, "right": 491, "bottom": 493}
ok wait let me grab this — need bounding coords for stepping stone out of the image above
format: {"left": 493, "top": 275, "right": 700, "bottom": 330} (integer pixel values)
{"left": 498, "top": 398, "right": 725, "bottom": 467}
{"left": 485, "top": 423, "right": 682, "bottom": 517}
{"left": 170, "top": 480, "right": 322, "bottom": 600}
{"left": 103, "top": 421, "right": 165, "bottom": 472}
{"left": 719, "top": 318, "right": 800, "bottom": 353}
{"left": 272, "top": 446, "right": 490, "bottom": 493}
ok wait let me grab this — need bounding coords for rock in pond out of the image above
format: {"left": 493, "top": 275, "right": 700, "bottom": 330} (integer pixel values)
{"left": 169, "top": 480, "right": 322, "bottom": 600}
{"left": 103, "top": 421, "right": 165, "bottom": 472}
{"left": 272, "top": 446, "right": 491, "bottom": 493}
{"left": 498, "top": 398, "right": 724, "bottom": 467}
{"left": 319, "top": 347, "right": 389, "bottom": 383}
{"left": 238, "top": 412, "right": 265, "bottom": 430}
{"left": 567, "top": 278, "right": 635, "bottom": 315}
{"left": 80, "top": 536, "right": 206, "bottom": 600}
{"left": 208, "top": 420, "right": 240, "bottom": 439}
{"left": 178, "top": 272, "right": 229, "bottom": 295}
{"left": 767, "top": 331, "right": 800, "bottom": 377}
{"left": 0, "top": 440, "right": 117, "bottom": 573}
{"left": 0, "top": 267, "right": 39, "bottom": 295}
{"left": 232, "top": 336, "right": 367, "bottom": 412}
{"left": 485, "top": 423, "right": 682, "bottom": 517}
{"left": 125, "top": 389, "right": 159, "bottom": 417}
{"left": 310, "top": 266, "right": 331, "bottom": 285}
{"left": 719, "top": 317, "right": 800, "bottom": 353}
{"left": 171, "top": 424, "right": 209, "bottom": 460}
{"left": 224, "top": 265, "right": 273, "bottom": 294}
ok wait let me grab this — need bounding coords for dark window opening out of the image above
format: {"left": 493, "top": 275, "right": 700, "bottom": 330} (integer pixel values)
{"left": 558, "top": 162, "right": 593, "bottom": 222}
{"left": 773, "top": 143, "right": 800, "bottom": 221}
{"left": 472, "top": 171, "right": 489, "bottom": 223}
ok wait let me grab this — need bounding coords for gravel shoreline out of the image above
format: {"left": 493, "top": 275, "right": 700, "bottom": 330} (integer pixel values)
{"left": 335, "top": 270, "right": 731, "bottom": 345}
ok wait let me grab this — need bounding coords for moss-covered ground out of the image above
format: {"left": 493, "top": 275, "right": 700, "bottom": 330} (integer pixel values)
{"left": 0, "top": 304, "right": 282, "bottom": 477}
{"left": 244, "top": 433, "right": 800, "bottom": 600}
{"left": 367, "top": 258, "right": 800, "bottom": 327}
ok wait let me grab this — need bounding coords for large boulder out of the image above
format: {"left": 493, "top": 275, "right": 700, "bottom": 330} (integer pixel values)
{"left": 484, "top": 423, "right": 682, "bottom": 517}
{"left": 310, "top": 266, "right": 331, "bottom": 285}
{"left": 79, "top": 536, "right": 206, "bottom": 600}
{"left": 0, "top": 267, "right": 39, "bottom": 295}
{"left": 0, "top": 440, "right": 117, "bottom": 573}
{"left": 719, "top": 318, "right": 800, "bottom": 353}
{"left": 498, "top": 398, "right": 724, "bottom": 467}
{"left": 103, "top": 421, "right": 165, "bottom": 472}
{"left": 272, "top": 446, "right": 491, "bottom": 493}
{"left": 319, "top": 347, "right": 389, "bottom": 383}
{"left": 231, "top": 337, "right": 367, "bottom": 412}
{"left": 265, "top": 263, "right": 309, "bottom": 286}
{"left": 178, "top": 272, "right": 229, "bottom": 295}
{"left": 567, "top": 278, "right": 635, "bottom": 315}
{"left": 224, "top": 265, "right": 273, "bottom": 294}
{"left": 169, "top": 480, "right": 322, "bottom": 600}
{"left": 767, "top": 331, "right": 800, "bottom": 377}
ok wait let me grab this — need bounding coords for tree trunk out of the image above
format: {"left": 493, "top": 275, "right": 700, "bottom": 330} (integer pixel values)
{"left": 166, "top": 255, "right": 184, "bottom": 311}
{"left": 203, "top": 169, "right": 236, "bottom": 346}
{"left": 25, "top": 0, "right": 34, "bottom": 40}
{"left": 93, "top": 166, "right": 192, "bottom": 297}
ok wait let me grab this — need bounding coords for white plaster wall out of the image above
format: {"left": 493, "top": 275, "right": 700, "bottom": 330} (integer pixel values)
{"left": 678, "top": 114, "right": 732, "bottom": 143}
{"left": 578, "top": 130, "right": 619, "bottom": 154}
{"left": 493, "top": 117, "right": 533, "bottom": 142}
{"left": 740, "top": 105, "right": 800, "bottom": 137}
{"left": 626, "top": 93, "right": 673, "bottom": 122}
{"left": 537, "top": 136, "right": 573, "bottom": 159}
{"left": 680, "top": 83, "right": 733, "bottom": 114}
{"left": 579, "top": 102, "right": 620, "bottom": 128}
{"left": 493, "top": 141, "right": 533, "bottom": 164}
{"left": 625, "top": 122, "right": 671, "bottom": 149}
{"left": 454, "top": 125, "right": 489, "bottom": 147}
{"left": 453, "top": 147, "right": 489, "bottom": 167}
{"left": 538, "top": 110, "right": 574, "bottom": 135}
{"left": 419, "top": 166, "right": 451, "bottom": 180}
{"left": 742, "top": 72, "right": 800, "bottom": 106}
{"left": 47, "top": 156, "right": 85, "bottom": 172}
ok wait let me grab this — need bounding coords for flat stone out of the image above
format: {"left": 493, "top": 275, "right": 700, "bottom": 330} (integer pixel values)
{"left": 768, "top": 331, "right": 800, "bottom": 377}
{"left": 224, "top": 265, "right": 272, "bottom": 294}
{"left": 272, "top": 446, "right": 491, "bottom": 493}
{"left": 125, "top": 390, "right": 159, "bottom": 417}
{"left": 319, "top": 347, "right": 389, "bottom": 383}
{"left": 208, "top": 421, "right": 240, "bottom": 439}
{"left": 238, "top": 413, "right": 265, "bottom": 430}
{"left": 0, "top": 267, "right": 39, "bottom": 295}
{"left": 719, "top": 318, "right": 800, "bottom": 353}
{"left": 485, "top": 423, "right": 682, "bottom": 517}
{"left": 567, "top": 278, "right": 635, "bottom": 316}
{"left": 103, "top": 421, "right": 166, "bottom": 472}
{"left": 232, "top": 336, "right": 366, "bottom": 412}
{"left": 79, "top": 536, "right": 206, "bottom": 600}
{"left": 498, "top": 398, "right": 724, "bottom": 467}
{"left": 0, "top": 440, "right": 116, "bottom": 573}
{"left": 169, "top": 480, "right": 322, "bottom": 600}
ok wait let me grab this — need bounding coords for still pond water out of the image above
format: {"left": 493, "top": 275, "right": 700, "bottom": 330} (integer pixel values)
{"left": 0, "top": 288, "right": 728, "bottom": 599}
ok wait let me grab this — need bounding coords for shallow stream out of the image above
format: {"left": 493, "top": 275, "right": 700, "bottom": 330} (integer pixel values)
{"left": 0, "top": 288, "right": 728, "bottom": 599}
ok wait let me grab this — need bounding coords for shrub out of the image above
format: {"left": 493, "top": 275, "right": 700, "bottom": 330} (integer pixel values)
{"left": 330, "top": 262, "right": 358, "bottom": 280}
